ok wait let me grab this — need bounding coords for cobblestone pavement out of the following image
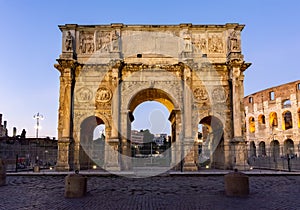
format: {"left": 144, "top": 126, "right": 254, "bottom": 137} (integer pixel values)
{"left": 0, "top": 175, "right": 300, "bottom": 210}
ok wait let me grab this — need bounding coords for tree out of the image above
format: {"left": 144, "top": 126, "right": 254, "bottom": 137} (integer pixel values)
{"left": 140, "top": 129, "right": 154, "bottom": 144}
{"left": 139, "top": 129, "right": 155, "bottom": 155}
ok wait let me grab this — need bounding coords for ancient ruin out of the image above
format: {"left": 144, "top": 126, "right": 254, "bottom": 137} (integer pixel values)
{"left": 244, "top": 80, "right": 300, "bottom": 165}
{"left": 54, "top": 23, "right": 251, "bottom": 173}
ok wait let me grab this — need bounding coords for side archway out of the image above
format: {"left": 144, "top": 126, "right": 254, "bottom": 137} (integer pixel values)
{"left": 198, "top": 115, "right": 224, "bottom": 168}
{"left": 79, "top": 116, "right": 106, "bottom": 170}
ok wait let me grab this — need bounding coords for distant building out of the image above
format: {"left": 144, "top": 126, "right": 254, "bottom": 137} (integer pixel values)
{"left": 0, "top": 114, "right": 7, "bottom": 137}
{"left": 0, "top": 113, "right": 58, "bottom": 171}
{"left": 0, "top": 137, "right": 58, "bottom": 171}
{"left": 244, "top": 80, "right": 300, "bottom": 158}
{"left": 131, "top": 130, "right": 144, "bottom": 144}
{"left": 153, "top": 134, "right": 168, "bottom": 146}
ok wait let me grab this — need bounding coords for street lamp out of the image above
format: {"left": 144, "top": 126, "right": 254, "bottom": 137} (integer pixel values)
{"left": 33, "top": 112, "right": 44, "bottom": 138}
{"left": 33, "top": 112, "right": 44, "bottom": 169}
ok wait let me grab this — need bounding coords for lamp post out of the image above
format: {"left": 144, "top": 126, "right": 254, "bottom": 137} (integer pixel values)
{"left": 33, "top": 112, "right": 44, "bottom": 168}
{"left": 33, "top": 112, "right": 44, "bottom": 138}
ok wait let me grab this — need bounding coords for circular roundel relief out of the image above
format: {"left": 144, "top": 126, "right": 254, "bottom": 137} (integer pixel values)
{"left": 193, "top": 87, "right": 208, "bottom": 102}
{"left": 95, "top": 87, "right": 112, "bottom": 103}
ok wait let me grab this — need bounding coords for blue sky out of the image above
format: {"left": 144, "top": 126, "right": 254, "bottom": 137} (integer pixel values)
{"left": 0, "top": 0, "right": 299, "bottom": 137}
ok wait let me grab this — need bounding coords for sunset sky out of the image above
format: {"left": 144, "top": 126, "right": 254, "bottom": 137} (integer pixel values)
{"left": 0, "top": 0, "right": 299, "bottom": 137}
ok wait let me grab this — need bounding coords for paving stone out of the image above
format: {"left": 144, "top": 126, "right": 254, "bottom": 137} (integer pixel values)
{"left": 0, "top": 175, "right": 299, "bottom": 209}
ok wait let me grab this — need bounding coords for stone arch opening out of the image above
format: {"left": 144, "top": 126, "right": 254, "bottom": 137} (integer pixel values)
{"left": 258, "top": 114, "right": 266, "bottom": 130}
{"left": 282, "top": 99, "right": 291, "bottom": 109}
{"left": 79, "top": 116, "right": 106, "bottom": 170}
{"left": 282, "top": 111, "right": 293, "bottom": 130}
{"left": 270, "top": 140, "right": 280, "bottom": 158}
{"left": 258, "top": 141, "right": 266, "bottom": 157}
{"left": 249, "top": 141, "right": 256, "bottom": 157}
{"left": 198, "top": 116, "right": 224, "bottom": 168}
{"left": 284, "top": 139, "right": 294, "bottom": 155}
{"left": 249, "top": 116, "right": 255, "bottom": 133}
{"left": 269, "top": 112, "right": 278, "bottom": 128}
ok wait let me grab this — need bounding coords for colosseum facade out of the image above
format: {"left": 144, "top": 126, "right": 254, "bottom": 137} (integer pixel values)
{"left": 244, "top": 80, "right": 300, "bottom": 162}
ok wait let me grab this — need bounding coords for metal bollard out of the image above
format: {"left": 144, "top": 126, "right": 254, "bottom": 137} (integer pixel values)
{"left": 0, "top": 159, "right": 6, "bottom": 186}
{"left": 64, "top": 170, "right": 87, "bottom": 198}
{"left": 224, "top": 169, "right": 249, "bottom": 196}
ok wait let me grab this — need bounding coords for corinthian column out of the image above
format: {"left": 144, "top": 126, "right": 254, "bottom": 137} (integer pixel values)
{"left": 230, "top": 63, "right": 243, "bottom": 138}
{"left": 54, "top": 59, "right": 78, "bottom": 171}
{"left": 229, "top": 59, "right": 251, "bottom": 170}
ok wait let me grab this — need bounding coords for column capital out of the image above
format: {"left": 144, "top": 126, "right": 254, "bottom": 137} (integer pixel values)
{"left": 54, "top": 59, "right": 80, "bottom": 74}
{"left": 227, "top": 59, "right": 251, "bottom": 72}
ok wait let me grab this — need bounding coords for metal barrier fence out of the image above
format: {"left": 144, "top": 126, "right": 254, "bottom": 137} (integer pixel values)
{"left": 247, "top": 145, "right": 300, "bottom": 172}
{"left": 0, "top": 138, "right": 57, "bottom": 172}
{"left": 1, "top": 139, "right": 299, "bottom": 172}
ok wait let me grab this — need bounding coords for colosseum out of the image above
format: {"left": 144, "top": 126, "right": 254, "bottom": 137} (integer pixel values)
{"left": 244, "top": 80, "right": 300, "bottom": 169}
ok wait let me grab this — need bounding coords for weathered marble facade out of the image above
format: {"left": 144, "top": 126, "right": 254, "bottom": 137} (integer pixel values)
{"left": 244, "top": 80, "right": 300, "bottom": 158}
{"left": 54, "top": 23, "right": 251, "bottom": 172}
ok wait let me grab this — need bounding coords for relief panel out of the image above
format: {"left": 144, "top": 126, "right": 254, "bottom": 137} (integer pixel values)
{"left": 208, "top": 33, "right": 224, "bottom": 54}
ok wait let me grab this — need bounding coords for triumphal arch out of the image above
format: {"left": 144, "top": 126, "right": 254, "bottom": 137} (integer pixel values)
{"left": 54, "top": 23, "right": 251, "bottom": 174}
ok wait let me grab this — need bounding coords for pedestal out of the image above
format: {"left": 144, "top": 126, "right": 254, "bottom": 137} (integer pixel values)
{"left": 224, "top": 170, "right": 249, "bottom": 196}
{"left": 64, "top": 172, "right": 87, "bottom": 198}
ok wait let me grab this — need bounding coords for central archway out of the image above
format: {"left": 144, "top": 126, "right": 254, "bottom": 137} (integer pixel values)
{"left": 131, "top": 101, "right": 171, "bottom": 168}
{"left": 128, "top": 88, "right": 175, "bottom": 112}
{"left": 119, "top": 87, "right": 183, "bottom": 174}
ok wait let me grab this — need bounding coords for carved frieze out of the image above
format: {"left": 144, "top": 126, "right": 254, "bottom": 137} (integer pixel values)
{"left": 121, "top": 80, "right": 181, "bottom": 94}
{"left": 208, "top": 34, "right": 224, "bottom": 53}
{"left": 76, "top": 87, "right": 93, "bottom": 102}
{"left": 96, "top": 31, "right": 111, "bottom": 52}
{"left": 95, "top": 30, "right": 120, "bottom": 52}
{"left": 79, "top": 31, "right": 95, "bottom": 54}
{"left": 192, "top": 34, "right": 207, "bottom": 53}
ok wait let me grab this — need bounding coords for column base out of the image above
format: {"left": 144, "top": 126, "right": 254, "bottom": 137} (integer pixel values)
{"left": 234, "top": 164, "right": 251, "bottom": 171}
{"left": 55, "top": 163, "right": 70, "bottom": 171}
{"left": 104, "top": 164, "right": 120, "bottom": 172}
{"left": 183, "top": 163, "right": 198, "bottom": 171}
